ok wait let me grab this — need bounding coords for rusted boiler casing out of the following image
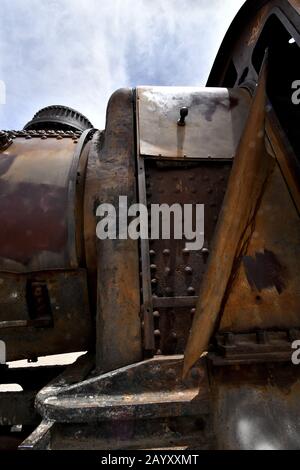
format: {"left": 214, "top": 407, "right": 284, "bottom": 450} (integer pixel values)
{"left": 0, "top": 110, "right": 96, "bottom": 361}
{"left": 0, "top": 88, "right": 250, "bottom": 365}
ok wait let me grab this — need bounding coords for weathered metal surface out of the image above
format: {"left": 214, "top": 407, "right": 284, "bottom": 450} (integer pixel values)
{"left": 82, "top": 131, "right": 103, "bottom": 314}
{"left": 0, "top": 364, "right": 65, "bottom": 446}
{"left": 207, "top": 1, "right": 300, "bottom": 89}
{"left": 210, "top": 330, "right": 300, "bottom": 365}
{"left": 95, "top": 88, "right": 142, "bottom": 372}
{"left": 0, "top": 0, "right": 298, "bottom": 452}
{"left": 0, "top": 391, "right": 38, "bottom": 426}
{"left": 266, "top": 109, "right": 300, "bottom": 214}
{"left": 144, "top": 161, "right": 231, "bottom": 355}
{"left": 20, "top": 416, "right": 214, "bottom": 450}
{"left": 35, "top": 355, "right": 210, "bottom": 424}
{"left": 0, "top": 270, "right": 92, "bottom": 361}
{"left": 137, "top": 86, "right": 250, "bottom": 160}
{"left": 184, "top": 56, "right": 273, "bottom": 375}
{"left": 19, "top": 420, "right": 53, "bottom": 450}
{"left": 219, "top": 164, "right": 300, "bottom": 332}
{"left": 22, "top": 357, "right": 300, "bottom": 450}
{"left": 0, "top": 130, "right": 87, "bottom": 272}
{"left": 211, "top": 363, "right": 300, "bottom": 449}
{"left": 24, "top": 105, "right": 93, "bottom": 132}
{"left": 137, "top": 156, "right": 155, "bottom": 351}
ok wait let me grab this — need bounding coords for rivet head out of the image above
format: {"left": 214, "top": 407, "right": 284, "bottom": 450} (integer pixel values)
{"left": 187, "top": 286, "right": 195, "bottom": 295}
{"left": 163, "top": 249, "right": 170, "bottom": 256}
{"left": 154, "top": 329, "right": 161, "bottom": 337}
{"left": 149, "top": 250, "right": 156, "bottom": 257}
{"left": 151, "top": 278, "right": 158, "bottom": 286}
{"left": 153, "top": 310, "right": 160, "bottom": 318}
{"left": 185, "top": 266, "right": 193, "bottom": 274}
{"left": 164, "top": 267, "right": 171, "bottom": 275}
{"left": 150, "top": 264, "right": 157, "bottom": 271}
{"left": 190, "top": 308, "right": 196, "bottom": 315}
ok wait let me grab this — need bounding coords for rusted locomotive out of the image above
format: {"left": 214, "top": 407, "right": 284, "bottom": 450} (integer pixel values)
{"left": 0, "top": 0, "right": 299, "bottom": 449}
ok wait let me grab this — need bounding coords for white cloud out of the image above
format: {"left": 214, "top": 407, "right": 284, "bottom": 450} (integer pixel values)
{"left": 0, "top": 0, "right": 244, "bottom": 130}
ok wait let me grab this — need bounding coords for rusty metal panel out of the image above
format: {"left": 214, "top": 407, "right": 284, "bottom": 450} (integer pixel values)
{"left": 137, "top": 86, "right": 250, "bottom": 160}
{"left": 220, "top": 164, "right": 300, "bottom": 333}
{"left": 0, "top": 132, "right": 83, "bottom": 273}
{"left": 0, "top": 269, "right": 92, "bottom": 361}
{"left": 95, "top": 88, "right": 142, "bottom": 372}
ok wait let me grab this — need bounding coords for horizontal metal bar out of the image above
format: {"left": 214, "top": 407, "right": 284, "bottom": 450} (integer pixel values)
{"left": 0, "top": 320, "right": 28, "bottom": 329}
{"left": 152, "top": 296, "right": 198, "bottom": 309}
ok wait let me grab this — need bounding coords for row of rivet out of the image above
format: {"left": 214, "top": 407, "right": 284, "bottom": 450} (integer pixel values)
{"left": 1, "top": 129, "right": 82, "bottom": 140}
{"left": 150, "top": 246, "right": 209, "bottom": 296}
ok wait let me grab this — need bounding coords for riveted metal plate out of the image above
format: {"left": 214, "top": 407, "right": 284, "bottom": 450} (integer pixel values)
{"left": 145, "top": 160, "right": 231, "bottom": 354}
{"left": 137, "top": 86, "right": 250, "bottom": 160}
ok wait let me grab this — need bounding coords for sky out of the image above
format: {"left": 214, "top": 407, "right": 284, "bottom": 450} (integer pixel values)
{"left": 0, "top": 0, "right": 245, "bottom": 130}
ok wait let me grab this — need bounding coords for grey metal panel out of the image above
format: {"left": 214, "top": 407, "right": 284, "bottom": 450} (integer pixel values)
{"left": 137, "top": 86, "right": 250, "bottom": 160}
